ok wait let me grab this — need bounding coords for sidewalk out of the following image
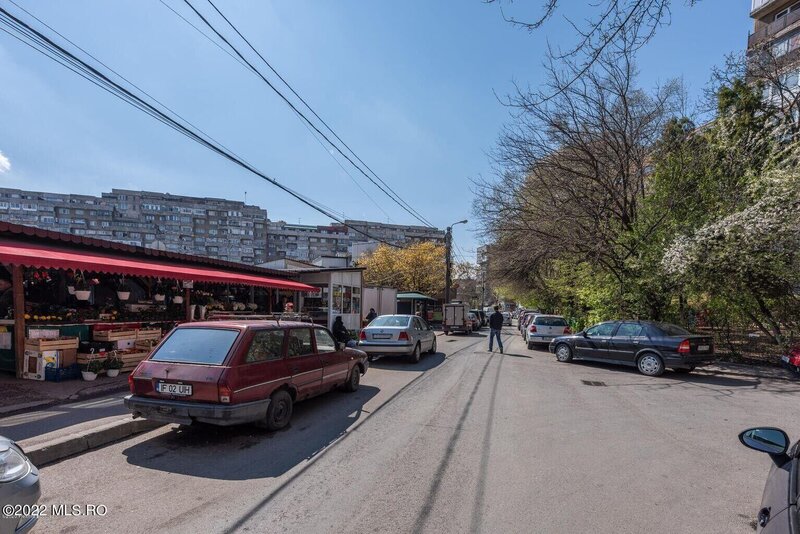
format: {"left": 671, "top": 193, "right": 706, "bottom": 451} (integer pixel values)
{"left": 0, "top": 372, "right": 130, "bottom": 416}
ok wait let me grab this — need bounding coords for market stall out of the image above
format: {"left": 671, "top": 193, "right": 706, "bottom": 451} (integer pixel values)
{"left": 0, "top": 222, "right": 314, "bottom": 381}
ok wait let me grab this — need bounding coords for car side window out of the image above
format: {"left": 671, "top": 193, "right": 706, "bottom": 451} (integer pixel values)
{"left": 614, "top": 324, "right": 643, "bottom": 337}
{"left": 245, "top": 330, "right": 285, "bottom": 363}
{"left": 287, "top": 328, "right": 314, "bottom": 357}
{"left": 314, "top": 329, "right": 337, "bottom": 353}
{"left": 586, "top": 323, "right": 616, "bottom": 336}
{"left": 413, "top": 318, "right": 424, "bottom": 330}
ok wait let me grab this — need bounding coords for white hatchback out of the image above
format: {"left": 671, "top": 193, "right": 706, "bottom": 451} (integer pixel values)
{"left": 526, "top": 315, "right": 571, "bottom": 349}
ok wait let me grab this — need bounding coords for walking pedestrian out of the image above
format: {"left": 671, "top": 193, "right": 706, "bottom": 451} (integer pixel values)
{"left": 332, "top": 316, "right": 350, "bottom": 346}
{"left": 488, "top": 305, "right": 504, "bottom": 353}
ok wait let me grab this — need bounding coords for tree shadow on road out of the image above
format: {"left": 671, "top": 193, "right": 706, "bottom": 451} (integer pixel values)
{"left": 121, "top": 385, "right": 380, "bottom": 480}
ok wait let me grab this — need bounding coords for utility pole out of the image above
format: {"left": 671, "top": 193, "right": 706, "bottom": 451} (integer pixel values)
{"left": 444, "top": 219, "right": 467, "bottom": 304}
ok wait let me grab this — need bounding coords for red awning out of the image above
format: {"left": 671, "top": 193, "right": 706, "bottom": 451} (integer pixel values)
{"left": 0, "top": 239, "right": 314, "bottom": 292}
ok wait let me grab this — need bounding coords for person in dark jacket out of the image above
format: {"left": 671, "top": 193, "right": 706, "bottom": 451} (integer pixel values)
{"left": 332, "top": 316, "right": 350, "bottom": 345}
{"left": 366, "top": 308, "right": 378, "bottom": 323}
{"left": 488, "top": 305, "right": 504, "bottom": 353}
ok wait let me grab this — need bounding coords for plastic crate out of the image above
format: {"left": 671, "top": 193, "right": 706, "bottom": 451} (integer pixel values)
{"left": 44, "top": 363, "right": 81, "bottom": 382}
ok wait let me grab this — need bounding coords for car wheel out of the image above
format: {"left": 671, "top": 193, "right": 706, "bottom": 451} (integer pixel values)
{"left": 637, "top": 353, "right": 665, "bottom": 376}
{"left": 527, "top": 341, "right": 534, "bottom": 350}
{"left": 344, "top": 366, "right": 360, "bottom": 392}
{"left": 407, "top": 343, "right": 421, "bottom": 363}
{"left": 555, "top": 343, "right": 573, "bottom": 362}
{"left": 264, "top": 389, "right": 293, "bottom": 431}
{"left": 673, "top": 366, "right": 695, "bottom": 374}
{"left": 428, "top": 336, "right": 437, "bottom": 354}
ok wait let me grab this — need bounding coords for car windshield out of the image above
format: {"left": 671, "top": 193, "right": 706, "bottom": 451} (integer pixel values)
{"left": 149, "top": 328, "right": 239, "bottom": 365}
{"left": 369, "top": 316, "right": 411, "bottom": 328}
{"left": 656, "top": 323, "right": 691, "bottom": 336}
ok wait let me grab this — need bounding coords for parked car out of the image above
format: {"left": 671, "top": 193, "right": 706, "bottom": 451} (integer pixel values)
{"left": 358, "top": 314, "right": 437, "bottom": 363}
{"left": 470, "top": 310, "right": 486, "bottom": 329}
{"left": 738, "top": 427, "right": 796, "bottom": 533}
{"left": 0, "top": 435, "right": 41, "bottom": 534}
{"left": 525, "top": 315, "right": 571, "bottom": 349}
{"left": 468, "top": 312, "right": 480, "bottom": 332}
{"left": 780, "top": 344, "right": 800, "bottom": 377}
{"left": 548, "top": 320, "right": 717, "bottom": 376}
{"left": 519, "top": 312, "right": 540, "bottom": 337}
{"left": 125, "top": 321, "right": 368, "bottom": 430}
{"left": 502, "top": 312, "right": 512, "bottom": 326}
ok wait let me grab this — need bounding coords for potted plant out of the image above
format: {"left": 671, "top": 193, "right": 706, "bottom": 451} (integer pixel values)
{"left": 153, "top": 281, "right": 166, "bottom": 302}
{"left": 104, "top": 353, "right": 124, "bottom": 377}
{"left": 73, "top": 271, "right": 92, "bottom": 301}
{"left": 81, "top": 358, "right": 103, "bottom": 381}
{"left": 115, "top": 276, "right": 131, "bottom": 301}
{"left": 171, "top": 285, "right": 183, "bottom": 304}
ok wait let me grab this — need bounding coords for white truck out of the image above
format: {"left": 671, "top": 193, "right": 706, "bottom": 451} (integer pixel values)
{"left": 443, "top": 302, "right": 471, "bottom": 335}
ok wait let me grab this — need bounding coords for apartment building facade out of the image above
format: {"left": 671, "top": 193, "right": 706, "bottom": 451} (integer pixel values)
{"left": 0, "top": 188, "right": 269, "bottom": 264}
{"left": 749, "top": 0, "right": 800, "bottom": 103}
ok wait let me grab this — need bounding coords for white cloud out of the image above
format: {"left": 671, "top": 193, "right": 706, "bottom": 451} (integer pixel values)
{"left": 0, "top": 151, "right": 9, "bottom": 174}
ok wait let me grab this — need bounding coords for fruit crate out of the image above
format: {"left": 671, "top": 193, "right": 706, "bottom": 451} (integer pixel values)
{"left": 45, "top": 363, "right": 81, "bottom": 382}
{"left": 93, "top": 329, "right": 138, "bottom": 342}
{"left": 24, "top": 337, "right": 80, "bottom": 351}
{"left": 135, "top": 328, "right": 162, "bottom": 341}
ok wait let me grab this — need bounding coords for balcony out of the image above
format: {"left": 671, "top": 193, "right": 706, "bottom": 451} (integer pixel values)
{"left": 753, "top": 0, "right": 778, "bottom": 15}
{"left": 749, "top": 8, "right": 800, "bottom": 48}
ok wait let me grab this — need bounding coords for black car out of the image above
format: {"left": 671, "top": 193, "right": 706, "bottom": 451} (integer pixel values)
{"left": 547, "top": 320, "right": 717, "bottom": 376}
{"left": 739, "top": 427, "right": 797, "bottom": 533}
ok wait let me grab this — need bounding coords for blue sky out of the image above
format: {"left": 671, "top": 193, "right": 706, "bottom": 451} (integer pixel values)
{"left": 0, "top": 1, "right": 750, "bottom": 261}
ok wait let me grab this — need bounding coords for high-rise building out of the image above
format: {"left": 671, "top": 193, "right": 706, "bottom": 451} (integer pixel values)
{"left": 748, "top": 0, "right": 800, "bottom": 103}
{"left": 0, "top": 188, "right": 268, "bottom": 264}
{"left": 0, "top": 187, "right": 446, "bottom": 265}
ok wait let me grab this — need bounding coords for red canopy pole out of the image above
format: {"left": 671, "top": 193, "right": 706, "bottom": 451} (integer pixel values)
{"left": 12, "top": 264, "right": 25, "bottom": 379}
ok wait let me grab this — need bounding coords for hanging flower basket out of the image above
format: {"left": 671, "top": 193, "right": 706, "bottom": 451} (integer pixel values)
{"left": 154, "top": 294, "right": 166, "bottom": 302}
{"left": 75, "top": 290, "right": 91, "bottom": 301}
{"left": 173, "top": 295, "right": 184, "bottom": 304}
{"left": 117, "top": 291, "right": 131, "bottom": 301}
{"left": 81, "top": 370, "right": 98, "bottom": 381}
{"left": 67, "top": 285, "right": 76, "bottom": 295}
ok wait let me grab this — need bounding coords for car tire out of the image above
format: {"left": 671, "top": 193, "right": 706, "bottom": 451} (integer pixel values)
{"left": 264, "top": 389, "right": 293, "bottom": 431}
{"left": 673, "top": 366, "right": 695, "bottom": 374}
{"left": 407, "top": 343, "right": 421, "bottom": 363}
{"left": 637, "top": 353, "right": 665, "bottom": 376}
{"left": 555, "top": 343, "right": 573, "bottom": 362}
{"left": 344, "top": 366, "right": 360, "bottom": 392}
{"left": 428, "top": 336, "right": 437, "bottom": 354}
{"left": 527, "top": 341, "right": 534, "bottom": 350}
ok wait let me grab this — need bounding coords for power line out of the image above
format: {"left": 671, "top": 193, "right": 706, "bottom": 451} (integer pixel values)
{"left": 0, "top": 4, "right": 400, "bottom": 248}
{"left": 175, "top": 0, "right": 436, "bottom": 229}
{"left": 202, "top": 0, "right": 434, "bottom": 229}
{"left": 156, "top": 0, "right": 392, "bottom": 223}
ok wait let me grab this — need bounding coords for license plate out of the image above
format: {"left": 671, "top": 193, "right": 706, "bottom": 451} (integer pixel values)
{"left": 156, "top": 382, "right": 192, "bottom": 396}
{"left": 697, "top": 345, "right": 710, "bottom": 352}
{"left": 373, "top": 334, "right": 392, "bottom": 339}
{"left": 783, "top": 355, "right": 791, "bottom": 363}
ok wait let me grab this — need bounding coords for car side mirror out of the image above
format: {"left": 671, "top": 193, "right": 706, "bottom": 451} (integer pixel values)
{"left": 582, "top": 331, "right": 589, "bottom": 338}
{"left": 739, "top": 427, "right": 790, "bottom": 457}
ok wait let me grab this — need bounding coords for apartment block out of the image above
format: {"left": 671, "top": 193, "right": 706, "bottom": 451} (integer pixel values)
{"left": 266, "top": 221, "right": 350, "bottom": 261}
{"left": 749, "top": 0, "right": 800, "bottom": 103}
{"left": 0, "top": 188, "right": 268, "bottom": 264}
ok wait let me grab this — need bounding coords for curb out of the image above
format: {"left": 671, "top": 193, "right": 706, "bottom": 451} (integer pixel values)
{"left": 19, "top": 417, "right": 166, "bottom": 466}
{"left": 0, "top": 383, "right": 131, "bottom": 419}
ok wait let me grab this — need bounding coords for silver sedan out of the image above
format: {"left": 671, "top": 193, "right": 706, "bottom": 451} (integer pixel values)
{"left": 0, "top": 436, "right": 41, "bottom": 534}
{"left": 357, "top": 314, "right": 437, "bottom": 363}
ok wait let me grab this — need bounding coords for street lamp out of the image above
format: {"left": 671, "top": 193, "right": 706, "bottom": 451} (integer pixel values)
{"left": 444, "top": 219, "right": 468, "bottom": 304}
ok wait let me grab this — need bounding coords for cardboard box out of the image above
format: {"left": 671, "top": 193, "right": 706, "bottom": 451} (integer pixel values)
{"left": 114, "top": 339, "right": 136, "bottom": 350}
{"left": 60, "top": 348, "right": 77, "bottom": 367}
{"left": 42, "top": 350, "right": 60, "bottom": 369}
{"left": 23, "top": 350, "right": 44, "bottom": 380}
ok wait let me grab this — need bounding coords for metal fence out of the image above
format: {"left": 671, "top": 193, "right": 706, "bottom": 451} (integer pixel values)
{"left": 695, "top": 326, "right": 796, "bottom": 365}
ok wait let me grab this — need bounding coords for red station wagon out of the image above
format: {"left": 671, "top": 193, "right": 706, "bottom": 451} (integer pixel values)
{"left": 124, "top": 321, "right": 368, "bottom": 430}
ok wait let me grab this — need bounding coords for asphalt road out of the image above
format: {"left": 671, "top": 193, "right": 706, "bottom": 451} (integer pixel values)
{"left": 33, "top": 327, "right": 800, "bottom": 533}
